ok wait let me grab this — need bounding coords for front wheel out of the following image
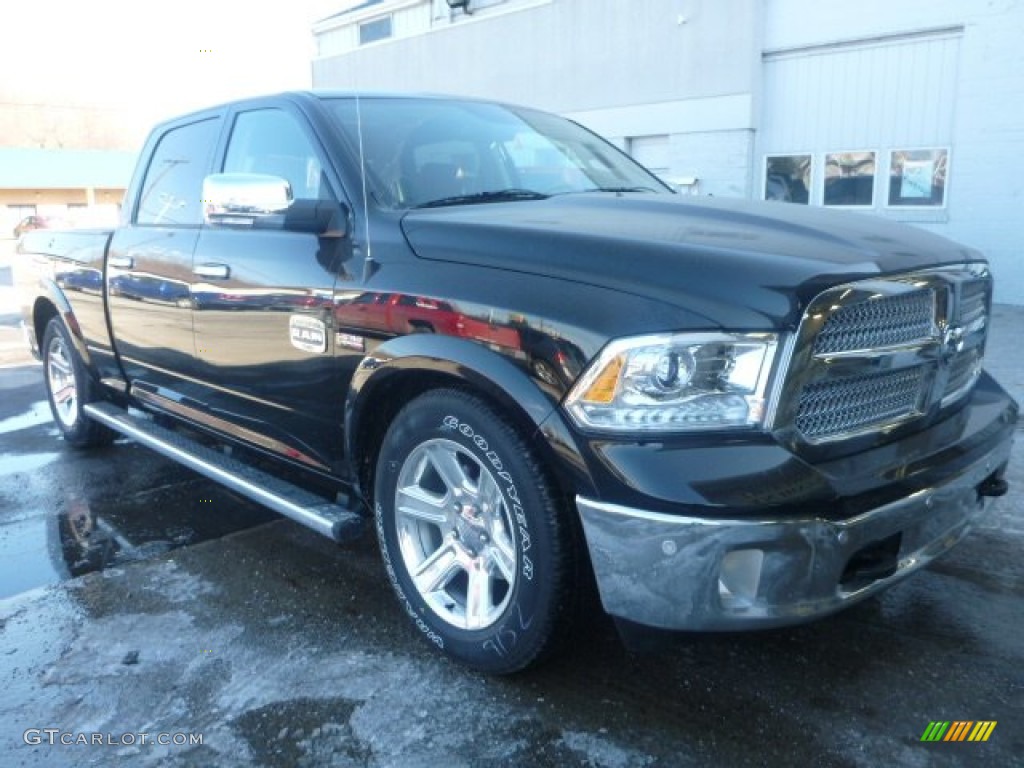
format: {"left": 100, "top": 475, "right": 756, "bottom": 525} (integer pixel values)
{"left": 42, "top": 318, "right": 114, "bottom": 448}
{"left": 374, "top": 389, "right": 581, "bottom": 673}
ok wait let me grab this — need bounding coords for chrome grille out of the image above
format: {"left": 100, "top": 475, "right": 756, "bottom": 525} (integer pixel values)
{"left": 778, "top": 265, "right": 991, "bottom": 444}
{"left": 943, "top": 347, "right": 982, "bottom": 402}
{"left": 814, "top": 289, "right": 934, "bottom": 355}
{"left": 959, "top": 279, "right": 988, "bottom": 329}
{"left": 795, "top": 367, "right": 926, "bottom": 440}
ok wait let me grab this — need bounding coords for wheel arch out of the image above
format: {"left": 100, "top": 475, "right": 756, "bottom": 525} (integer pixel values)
{"left": 33, "top": 280, "right": 93, "bottom": 370}
{"left": 344, "top": 335, "right": 593, "bottom": 506}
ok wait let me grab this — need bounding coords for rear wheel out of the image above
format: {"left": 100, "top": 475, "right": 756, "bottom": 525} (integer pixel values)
{"left": 374, "top": 388, "right": 580, "bottom": 673}
{"left": 42, "top": 318, "right": 114, "bottom": 448}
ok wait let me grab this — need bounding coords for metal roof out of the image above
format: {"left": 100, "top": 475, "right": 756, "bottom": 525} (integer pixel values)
{"left": 0, "top": 148, "right": 137, "bottom": 190}
{"left": 316, "top": 0, "right": 385, "bottom": 25}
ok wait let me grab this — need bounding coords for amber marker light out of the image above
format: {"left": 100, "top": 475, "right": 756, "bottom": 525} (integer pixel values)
{"left": 579, "top": 354, "right": 624, "bottom": 404}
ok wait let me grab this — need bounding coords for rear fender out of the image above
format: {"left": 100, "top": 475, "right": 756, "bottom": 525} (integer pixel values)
{"left": 33, "top": 278, "right": 94, "bottom": 370}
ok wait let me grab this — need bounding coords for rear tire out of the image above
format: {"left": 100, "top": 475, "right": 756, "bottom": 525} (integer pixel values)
{"left": 374, "top": 388, "right": 580, "bottom": 673}
{"left": 42, "top": 318, "right": 115, "bottom": 449}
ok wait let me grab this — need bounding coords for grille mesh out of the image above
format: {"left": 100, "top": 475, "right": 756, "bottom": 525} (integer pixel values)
{"left": 795, "top": 367, "right": 926, "bottom": 440}
{"left": 813, "top": 290, "right": 934, "bottom": 355}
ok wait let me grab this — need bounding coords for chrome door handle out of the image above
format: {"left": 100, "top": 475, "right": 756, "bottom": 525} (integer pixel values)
{"left": 193, "top": 263, "right": 230, "bottom": 279}
{"left": 108, "top": 256, "right": 134, "bottom": 269}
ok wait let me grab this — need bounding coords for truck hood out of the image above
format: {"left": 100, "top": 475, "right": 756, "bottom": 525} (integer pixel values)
{"left": 400, "top": 194, "right": 979, "bottom": 329}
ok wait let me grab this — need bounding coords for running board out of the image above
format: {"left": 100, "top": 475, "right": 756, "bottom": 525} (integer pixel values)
{"left": 83, "top": 402, "right": 365, "bottom": 543}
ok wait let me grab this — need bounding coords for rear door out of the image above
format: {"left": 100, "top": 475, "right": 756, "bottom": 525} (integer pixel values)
{"left": 107, "top": 115, "right": 221, "bottom": 397}
{"left": 189, "top": 105, "right": 353, "bottom": 472}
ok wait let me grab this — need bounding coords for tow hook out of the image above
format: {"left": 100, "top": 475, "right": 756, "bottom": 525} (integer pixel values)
{"left": 978, "top": 474, "right": 1009, "bottom": 498}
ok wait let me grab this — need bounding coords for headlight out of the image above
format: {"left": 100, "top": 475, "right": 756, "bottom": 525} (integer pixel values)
{"left": 565, "top": 332, "right": 779, "bottom": 432}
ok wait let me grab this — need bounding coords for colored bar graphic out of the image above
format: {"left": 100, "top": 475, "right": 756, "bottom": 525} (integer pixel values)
{"left": 968, "top": 722, "right": 997, "bottom": 742}
{"left": 921, "top": 721, "right": 996, "bottom": 742}
{"left": 944, "top": 721, "right": 972, "bottom": 741}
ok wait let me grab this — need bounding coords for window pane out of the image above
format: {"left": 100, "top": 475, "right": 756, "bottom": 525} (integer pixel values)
{"left": 765, "top": 155, "right": 810, "bottom": 204}
{"left": 325, "top": 97, "right": 669, "bottom": 209}
{"left": 359, "top": 16, "right": 392, "bottom": 45}
{"left": 824, "top": 151, "right": 875, "bottom": 206}
{"left": 137, "top": 118, "right": 220, "bottom": 226}
{"left": 889, "top": 149, "right": 947, "bottom": 206}
{"left": 223, "top": 110, "right": 329, "bottom": 201}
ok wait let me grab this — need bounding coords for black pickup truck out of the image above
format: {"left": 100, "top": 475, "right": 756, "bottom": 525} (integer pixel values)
{"left": 15, "top": 92, "right": 1017, "bottom": 673}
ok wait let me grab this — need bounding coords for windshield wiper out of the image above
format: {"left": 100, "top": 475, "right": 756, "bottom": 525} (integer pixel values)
{"left": 580, "top": 186, "right": 661, "bottom": 193}
{"left": 414, "top": 189, "right": 549, "bottom": 209}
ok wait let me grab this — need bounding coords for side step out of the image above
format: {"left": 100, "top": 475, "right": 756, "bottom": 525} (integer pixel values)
{"left": 83, "top": 402, "right": 365, "bottom": 543}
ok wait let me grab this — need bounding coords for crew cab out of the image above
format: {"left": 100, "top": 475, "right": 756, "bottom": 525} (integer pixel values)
{"left": 15, "top": 92, "right": 1017, "bottom": 673}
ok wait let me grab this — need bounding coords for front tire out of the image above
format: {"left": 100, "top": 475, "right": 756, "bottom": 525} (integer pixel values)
{"left": 42, "top": 318, "right": 114, "bottom": 448}
{"left": 374, "top": 388, "right": 580, "bottom": 673}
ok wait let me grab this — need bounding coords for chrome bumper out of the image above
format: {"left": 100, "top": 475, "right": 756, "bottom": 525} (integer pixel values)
{"left": 576, "top": 437, "right": 1012, "bottom": 631}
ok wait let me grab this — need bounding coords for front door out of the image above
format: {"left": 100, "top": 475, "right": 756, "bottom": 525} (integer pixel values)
{"left": 190, "top": 107, "right": 353, "bottom": 472}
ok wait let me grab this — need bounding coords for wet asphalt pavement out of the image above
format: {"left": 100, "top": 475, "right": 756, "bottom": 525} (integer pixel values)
{"left": 0, "top": 242, "right": 1021, "bottom": 766}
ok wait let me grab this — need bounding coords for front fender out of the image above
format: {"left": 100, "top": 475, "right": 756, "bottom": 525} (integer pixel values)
{"left": 344, "top": 334, "right": 596, "bottom": 499}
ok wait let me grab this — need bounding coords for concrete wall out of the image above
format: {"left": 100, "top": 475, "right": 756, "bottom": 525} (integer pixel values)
{"left": 313, "top": 0, "right": 762, "bottom": 195}
{"left": 314, "top": 0, "right": 761, "bottom": 113}
{"left": 764, "top": 0, "right": 1024, "bottom": 303}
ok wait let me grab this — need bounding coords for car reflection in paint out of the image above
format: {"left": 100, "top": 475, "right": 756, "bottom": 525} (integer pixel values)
{"left": 335, "top": 291, "right": 519, "bottom": 344}
{"left": 190, "top": 287, "right": 328, "bottom": 312}
{"left": 57, "top": 267, "right": 104, "bottom": 296}
{"left": 334, "top": 291, "right": 585, "bottom": 386}
{"left": 109, "top": 274, "right": 192, "bottom": 308}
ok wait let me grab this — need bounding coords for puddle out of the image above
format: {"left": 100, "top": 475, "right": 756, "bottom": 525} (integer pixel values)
{"left": 0, "top": 484, "right": 277, "bottom": 600}
{"left": 0, "top": 400, "right": 51, "bottom": 435}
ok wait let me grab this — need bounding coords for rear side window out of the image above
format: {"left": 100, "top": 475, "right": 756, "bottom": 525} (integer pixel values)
{"left": 136, "top": 118, "right": 220, "bottom": 227}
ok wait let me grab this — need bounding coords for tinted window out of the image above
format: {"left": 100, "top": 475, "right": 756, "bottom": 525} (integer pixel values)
{"left": 223, "top": 109, "right": 332, "bottom": 202}
{"left": 824, "top": 151, "right": 875, "bottom": 207}
{"left": 888, "top": 148, "right": 948, "bottom": 207}
{"left": 765, "top": 155, "right": 811, "bottom": 204}
{"left": 359, "top": 16, "right": 392, "bottom": 45}
{"left": 137, "top": 118, "right": 220, "bottom": 226}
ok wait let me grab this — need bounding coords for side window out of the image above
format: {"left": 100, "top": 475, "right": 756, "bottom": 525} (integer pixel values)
{"left": 137, "top": 118, "right": 220, "bottom": 226}
{"left": 223, "top": 109, "right": 333, "bottom": 202}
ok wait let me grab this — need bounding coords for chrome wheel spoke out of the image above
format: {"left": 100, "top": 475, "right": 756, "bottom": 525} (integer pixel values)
{"left": 396, "top": 485, "right": 449, "bottom": 526}
{"left": 425, "top": 443, "right": 470, "bottom": 496}
{"left": 53, "top": 384, "right": 76, "bottom": 406}
{"left": 489, "top": 531, "right": 517, "bottom": 584}
{"left": 478, "top": 470, "right": 503, "bottom": 515}
{"left": 412, "top": 542, "right": 462, "bottom": 595}
{"left": 49, "top": 354, "right": 71, "bottom": 378}
{"left": 464, "top": 563, "right": 493, "bottom": 630}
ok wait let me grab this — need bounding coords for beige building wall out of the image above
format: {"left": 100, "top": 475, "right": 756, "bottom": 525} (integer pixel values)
{"left": 0, "top": 189, "right": 124, "bottom": 206}
{"left": 0, "top": 86, "right": 146, "bottom": 151}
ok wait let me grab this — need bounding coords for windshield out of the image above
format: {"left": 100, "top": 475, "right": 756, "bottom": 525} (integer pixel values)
{"left": 325, "top": 97, "right": 672, "bottom": 209}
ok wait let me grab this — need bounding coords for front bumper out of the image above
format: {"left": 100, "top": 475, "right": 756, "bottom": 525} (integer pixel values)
{"left": 576, "top": 422, "right": 1014, "bottom": 632}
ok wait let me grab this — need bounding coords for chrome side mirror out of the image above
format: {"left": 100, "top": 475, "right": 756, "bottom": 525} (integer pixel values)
{"left": 203, "top": 173, "right": 292, "bottom": 226}
{"left": 202, "top": 173, "right": 347, "bottom": 237}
